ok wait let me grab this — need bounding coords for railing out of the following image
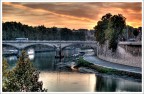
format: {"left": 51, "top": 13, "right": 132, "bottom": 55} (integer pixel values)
{"left": 2, "top": 40, "right": 97, "bottom": 43}
{"left": 119, "top": 41, "right": 141, "bottom": 45}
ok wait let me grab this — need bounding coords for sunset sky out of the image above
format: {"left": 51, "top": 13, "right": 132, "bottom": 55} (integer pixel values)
{"left": 2, "top": 2, "right": 142, "bottom": 29}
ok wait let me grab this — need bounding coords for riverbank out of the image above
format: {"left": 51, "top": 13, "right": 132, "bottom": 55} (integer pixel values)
{"left": 95, "top": 46, "right": 142, "bottom": 68}
{"left": 74, "top": 57, "right": 141, "bottom": 82}
{"left": 98, "top": 54, "right": 141, "bottom": 68}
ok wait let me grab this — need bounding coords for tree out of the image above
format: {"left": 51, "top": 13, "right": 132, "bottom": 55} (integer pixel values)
{"left": 2, "top": 21, "right": 86, "bottom": 41}
{"left": 108, "top": 14, "right": 126, "bottom": 52}
{"left": 133, "top": 29, "right": 139, "bottom": 37}
{"left": 2, "top": 58, "right": 10, "bottom": 91}
{"left": 2, "top": 50, "right": 46, "bottom": 92}
{"left": 2, "top": 58, "right": 9, "bottom": 77}
{"left": 110, "top": 14, "right": 126, "bottom": 34}
{"left": 94, "top": 13, "right": 126, "bottom": 52}
{"left": 94, "top": 13, "right": 112, "bottom": 45}
{"left": 2, "top": 58, "right": 20, "bottom": 92}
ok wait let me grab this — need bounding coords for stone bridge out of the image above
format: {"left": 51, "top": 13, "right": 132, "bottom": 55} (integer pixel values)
{"left": 3, "top": 40, "right": 98, "bottom": 56}
{"left": 3, "top": 40, "right": 140, "bottom": 56}
{"left": 2, "top": 40, "right": 97, "bottom": 50}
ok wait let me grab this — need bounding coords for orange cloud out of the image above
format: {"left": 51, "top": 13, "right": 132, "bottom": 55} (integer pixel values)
{"left": 2, "top": 2, "right": 142, "bottom": 29}
{"left": 3, "top": 2, "right": 95, "bottom": 22}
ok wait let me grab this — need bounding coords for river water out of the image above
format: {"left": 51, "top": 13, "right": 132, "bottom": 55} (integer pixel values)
{"left": 4, "top": 48, "right": 142, "bottom": 92}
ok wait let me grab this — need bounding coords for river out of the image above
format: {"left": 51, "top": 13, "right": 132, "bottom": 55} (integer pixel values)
{"left": 4, "top": 48, "right": 142, "bottom": 92}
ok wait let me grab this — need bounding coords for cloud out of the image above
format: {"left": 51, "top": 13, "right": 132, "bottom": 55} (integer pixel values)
{"left": 21, "top": 2, "right": 100, "bottom": 20}
{"left": 2, "top": 2, "right": 142, "bottom": 29}
{"left": 3, "top": 2, "right": 95, "bottom": 22}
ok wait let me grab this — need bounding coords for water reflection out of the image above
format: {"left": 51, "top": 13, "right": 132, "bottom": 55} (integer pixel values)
{"left": 96, "top": 75, "right": 117, "bottom": 91}
{"left": 7, "top": 56, "right": 17, "bottom": 61}
{"left": 4, "top": 48, "right": 142, "bottom": 92}
{"left": 39, "top": 72, "right": 96, "bottom": 92}
{"left": 96, "top": 75, "right": 141, "bottom": 92}
{"left": 28, "top": 54, "right": 35, "bottom": 60}
{"left": 6, "top": 56, "right": 17, "bottom": 69}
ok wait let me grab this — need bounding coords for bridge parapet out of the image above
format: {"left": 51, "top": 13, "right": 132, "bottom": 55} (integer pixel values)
{"left": 119, "top": 41, "right": 141, "bottom": 46}
{"left": 3, "top": 40, "right": 96, "bottom": 43}
{"left": 118, "top": 41, "right": 141, "bottom": 56}
{"left": 3, "top": 40, "right": 97, "bottom": 50}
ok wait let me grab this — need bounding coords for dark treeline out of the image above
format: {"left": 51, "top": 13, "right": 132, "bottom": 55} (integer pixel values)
{"left": 2, "top": 22, "right": 86, "bottom": 40}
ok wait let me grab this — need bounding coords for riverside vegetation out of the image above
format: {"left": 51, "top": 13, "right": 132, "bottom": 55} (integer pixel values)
{"left": 2, "top": 22, "right": 85, "bottom": 41}
{"left": 2, "top": 50, "right": 47, "bottom": 92}
{"left": 75, "top": 57, "right": 141, "bottom": 81}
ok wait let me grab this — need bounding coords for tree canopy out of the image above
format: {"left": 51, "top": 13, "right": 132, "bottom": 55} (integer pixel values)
{"left": 94, "top": 13, "right": 126, "bottom": 52}
{"left": 94, "top": 13, "right": 112, "bottom": 45}
{"left": 2, "top": 22, "right": 86, "bottom": 41}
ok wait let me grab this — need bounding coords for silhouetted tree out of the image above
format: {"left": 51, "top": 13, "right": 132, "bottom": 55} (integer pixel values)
{"left": 94, "top": 13, "right": 112, "bottom": 45}
{"left": 94, "top": 13, "right": 126, "bottom": 52}
{"left": 133, "top": 29, "right": 139, "bottom": 37}
{"left": 2, "top": 22, "right": 86, "bottom": 41}
{"left": 108, "top": 14, "right": 126, "bottom": 52}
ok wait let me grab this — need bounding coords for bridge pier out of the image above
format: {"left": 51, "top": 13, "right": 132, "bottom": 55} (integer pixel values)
{"left": 55, "top": 47, "right": 64, "bottom": 62}
{"left": 93, "top": 48, "right": 97, "bottom": 56}
{"left": 17, "top": 49, "right": 23, "bottom": 57}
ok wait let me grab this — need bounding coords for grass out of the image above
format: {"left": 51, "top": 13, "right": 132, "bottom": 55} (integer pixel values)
{"left": 76, "top": 57, "right": 115, "bottom": 74}
{"left": 75, "top": 57, "right": 141, "bottom": 80}
{"left": 76, "top": 57, "right": 94, "bottom": 68}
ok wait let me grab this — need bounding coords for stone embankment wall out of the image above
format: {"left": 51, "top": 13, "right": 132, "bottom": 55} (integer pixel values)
{"left": 96, "top": 43, "right": 142, "bottom": 68}
{"left": 119, "top": 44, "right": 141, "bottom": 56}
{"left": 98, "top": 54, "right": 141, "bottom": 68}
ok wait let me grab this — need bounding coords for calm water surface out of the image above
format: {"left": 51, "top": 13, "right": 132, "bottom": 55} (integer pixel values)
{"left": 5, "top": 49, "right": 142, "bottom": 92}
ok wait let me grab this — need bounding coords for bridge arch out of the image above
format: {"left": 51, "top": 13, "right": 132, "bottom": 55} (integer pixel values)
{"left": 3, "top": 43, "right": 57, "bottom": 50}
{"left": 3, "top": 44, "right": 20, "bottom": 50}
{"left": 61, "top": 43, "right": 80, "bottom": 50}
{"left": 23, "top": 43, "right": 56, "bottom": 50}
{"left": 62, "top": 43, "right": 97, "bottom": 49}
{"left": 61, "top": 43, "right": 98, "bottom": 55}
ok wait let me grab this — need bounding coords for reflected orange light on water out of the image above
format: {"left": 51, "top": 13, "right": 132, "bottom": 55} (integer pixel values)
{"left": 39, "top": 72, "right": 96, "bottom": 92}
